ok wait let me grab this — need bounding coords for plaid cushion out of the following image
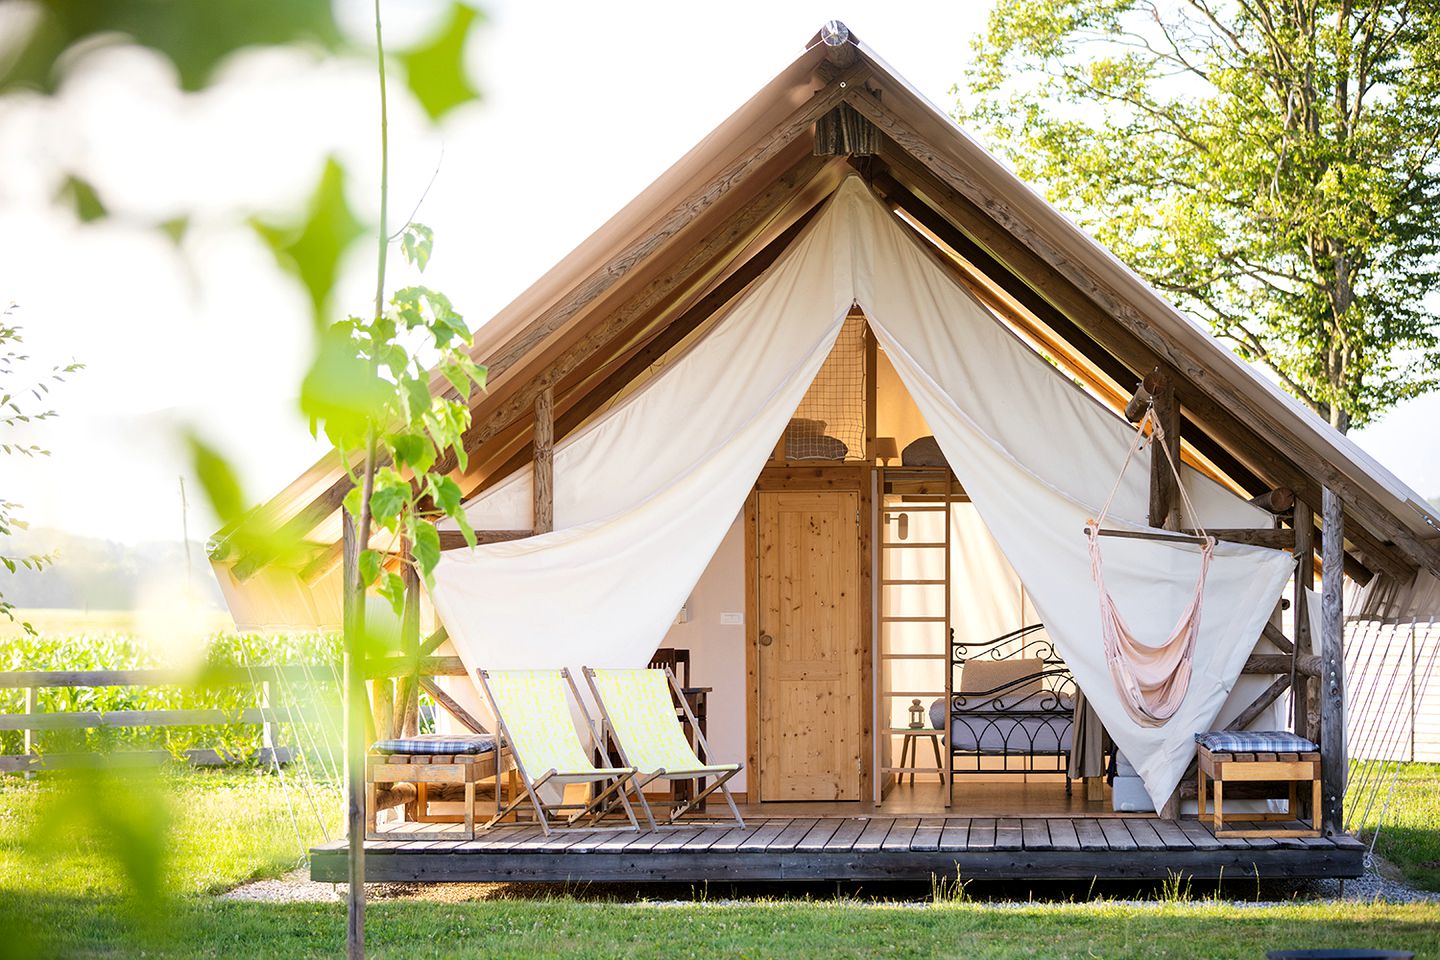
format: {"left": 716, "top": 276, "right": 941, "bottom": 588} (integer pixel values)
{"left": 1195, "top": 730, "right": 1317, "bottom": 753}
{"left": 370, "top": 734, "right": 495, "bottom": 755}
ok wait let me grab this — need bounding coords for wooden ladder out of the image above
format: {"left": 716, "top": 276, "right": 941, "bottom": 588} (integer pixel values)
{"left": 875, "top": 465, "right": 957, "bottom": 807}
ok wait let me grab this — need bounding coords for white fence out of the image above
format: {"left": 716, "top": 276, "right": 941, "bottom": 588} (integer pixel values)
{"left": 1346, "top": 620, "right": 1440, "bottom": 763}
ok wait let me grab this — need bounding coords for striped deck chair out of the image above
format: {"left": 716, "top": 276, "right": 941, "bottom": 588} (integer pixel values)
{"left": 583, "top": 667, "right": 745, "bottom": 829}
{"left": 475, "top": 668, "right": 641, "bottom": 835}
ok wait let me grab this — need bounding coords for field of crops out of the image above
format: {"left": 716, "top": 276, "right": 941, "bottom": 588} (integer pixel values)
{"left": 0, "top": 619, "right": 341, "bottom": 762}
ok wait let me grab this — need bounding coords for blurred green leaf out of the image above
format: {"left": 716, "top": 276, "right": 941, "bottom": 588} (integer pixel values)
{"left": 398, "top": 2, "right": 482, "bottom": 121}
{"left": 253, "top": 157, "right": 364, "bottom": 321}
{"left": 59, "top": 175, "right": 107, "bottom": 222}
{"left": 0, "top": 0, "right": 343, "bottom": 94}
{"left": 299, "top": 322, "right": 389, "bottom": 447}
{"left": 184, "top": 431, "right": 245, "bottom": 524}
{"left": 400, "top": 222, "right": 433, "bottom": 272}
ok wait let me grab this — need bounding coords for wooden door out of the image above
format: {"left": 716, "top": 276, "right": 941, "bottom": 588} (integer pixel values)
{"left": 756, "top": 490, "right": 862, "bottom": 801}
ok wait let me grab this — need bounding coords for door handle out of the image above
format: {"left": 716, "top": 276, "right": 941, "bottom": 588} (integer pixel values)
{"left": 759, "top": 633, "right": 774, "bottom": 646}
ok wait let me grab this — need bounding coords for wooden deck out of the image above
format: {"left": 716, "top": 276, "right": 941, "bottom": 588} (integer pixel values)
{"left": 310, "top": 816, "right": 1366, "bottom": 883}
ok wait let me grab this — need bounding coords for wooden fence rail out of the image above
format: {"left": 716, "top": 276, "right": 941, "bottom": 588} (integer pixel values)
{"left": 0, "top": 664, "right": 336, "bottom": 775}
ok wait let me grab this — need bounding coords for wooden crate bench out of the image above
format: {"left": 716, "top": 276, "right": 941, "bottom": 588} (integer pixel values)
{"left": 366, "top": 746, "right": 510, "bottom": 840}
{"left": 1197, "top": 743, "right": 1321, "bottom": 839}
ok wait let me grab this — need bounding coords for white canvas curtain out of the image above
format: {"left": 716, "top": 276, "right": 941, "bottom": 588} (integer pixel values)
{"left": 433, "top": 176, "right": 1293, "bottom": 806}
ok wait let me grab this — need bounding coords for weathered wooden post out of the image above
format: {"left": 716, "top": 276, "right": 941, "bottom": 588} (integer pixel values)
{"left": 534, "top": 388, "right": 555, "bottom": 534}
{"left": 342, "top": 514, "right": 365, "bottom": 957}
{"left": 1293, "top": 500, "right": 1316, "bottom": 741}
{"left": 1320, "top": 487, "right": 1346, "bottom": 835}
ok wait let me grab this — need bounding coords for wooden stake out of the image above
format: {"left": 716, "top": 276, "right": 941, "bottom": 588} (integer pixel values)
{"left": 533, "top": 387, "right": 554, "bottom": 534}
{"left": 1320, "top": 487, "right": 1346, "bottom": 835}
{"left": 341, "top": 513, "right": 366, "bottom": 956}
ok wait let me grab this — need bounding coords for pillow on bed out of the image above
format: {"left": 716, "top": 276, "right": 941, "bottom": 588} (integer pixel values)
{"left": 959, "top": 657, "right": 1045, "bottom": 698}
{"left": 785, "top": 417, "right": 828, "bottom": 437}
{"left": 786, "top": 434, "right": 849, "bottom": 460}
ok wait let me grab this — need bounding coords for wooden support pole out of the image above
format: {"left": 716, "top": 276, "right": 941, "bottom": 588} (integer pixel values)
{"left": 533, "top": 387, "right": 554, "bottom": 534}
{"left": 1146, "top": 372, "right": 1182, "bottom": 533}
{"left": 340, "top": 513, "right": 366, "bottom": 952}
{"left": 1320, "top": 487, "right": 1346, "bottom": 836}
{"left": 863, "top": 322, "right": 878, "bottom": 460}
{"left": 418, "top": 677, "right": 489, "bottom": 735}
{"left": 419, "top": 626, "right": 449, "bottom": 658}
{"left": 396, "top": 556, "right": 421, "bottom": 738}
{"left": 1143, "top": 371, "right": 1182, "bottom": 821}
{"left": 1293, "top": 500, "right": 1316, "bottom": 741}
{"left": 1232, "top": 674, "right": 1293, "bottom": 731}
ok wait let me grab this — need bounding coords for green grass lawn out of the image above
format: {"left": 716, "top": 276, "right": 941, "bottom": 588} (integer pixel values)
{"left": 1, "top": 767, "right": 1437, "bottom": 959}
{"left": 1354, "top": 762, "right": 1440, "bottom": 891}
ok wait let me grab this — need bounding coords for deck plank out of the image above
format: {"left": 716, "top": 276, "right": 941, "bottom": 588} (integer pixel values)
{"left": 682, "top": 824, "right": 744, "bottom": 851}
{"left": 1021, "top": 819, "right": 1051, "bottom": 850}
{"left": 796, "top": 819, "right": 845, "bottom": 852}
{"left": 1124, "top": 819, "right": 1167, "bottom": 851}
{"left": 1150, "top": 819, "right": 1193, "bottom": 849}
{"left": 824, "top": 818, "right": 868, "bottom": 851}
{"left": 852, "top": 817, "right": 894, "bottom": 852}
{"left": 911, "top": 818, "right": 945, "bottom": 852}
{"left": 737, "top": 819, "right": 792, "bottom": 852}
{"left": 594, "top": 825, "right": 654, "bottom": 852}
{"left": 652, "top": 827, "right": 707, "bottom": 853}
{"left": 994, "top": 818, "right": 1023, "bottom": 851}
{"left": 1072, "top": 819, "right": 1108, "bottom": 850}
{"left": 1099, "top": 819, "right": 1138, "bottom": 851}
{"left": 769, "top": 819, "right": 819, "bottom": 852}
{"left": 967, "top": 818, "right": 996, "bottom": 850}
{"left": 1046, "top": 818, "right": 1079, "bottom": 851}
{"left": 881, "top": 818, "right": 921, "bottom": 852}
{"left": 938, "top": 818, "right": 970, "bottom": 851}
{"left": 708, "top": 821, "right": 766, "bottom": 852}
{"left": 1176, "top": 819, "right": 1223, "bottom": 851}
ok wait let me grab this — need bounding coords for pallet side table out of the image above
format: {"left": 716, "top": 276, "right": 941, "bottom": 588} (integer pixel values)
{"left": 1197, "top": 745, "right": 1321, "bottom": 838}
{"left": 366, "top": 749, "right": 505, "bottom": 840}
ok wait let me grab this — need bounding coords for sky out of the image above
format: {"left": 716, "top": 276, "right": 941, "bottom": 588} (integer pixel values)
{"left": 3, "top": 0, "right": 1438, "bottom": 551}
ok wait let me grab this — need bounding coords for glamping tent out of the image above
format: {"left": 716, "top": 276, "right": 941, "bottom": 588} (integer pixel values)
{"left": 215, "top": 24, "right": 1440, "bottom": 881}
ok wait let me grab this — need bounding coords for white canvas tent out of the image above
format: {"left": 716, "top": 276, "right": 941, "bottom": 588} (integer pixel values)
{"left": 213, "top": 25, "right": 1440, "bottom": 842}
{"left": 431, "top": 179, "right": 1293, "bottom": 808}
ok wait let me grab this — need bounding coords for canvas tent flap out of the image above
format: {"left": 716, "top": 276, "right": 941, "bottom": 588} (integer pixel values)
{"left": 433, "top": 176, "right": 1293, "bottom": 807}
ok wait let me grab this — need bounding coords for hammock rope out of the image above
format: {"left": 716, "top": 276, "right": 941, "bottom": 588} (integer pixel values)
{"left": 1087, "top": 408, "right": 1216, "bottom": 727}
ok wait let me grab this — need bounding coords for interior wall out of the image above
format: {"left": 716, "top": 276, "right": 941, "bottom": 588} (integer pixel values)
{"left": 658, "top": 511, "right": 749, "bottom": 791}
{"left": 876, "top": 347, "right": 930, "bottom": 454}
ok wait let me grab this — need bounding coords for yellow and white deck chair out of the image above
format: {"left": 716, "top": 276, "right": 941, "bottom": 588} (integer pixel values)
{"left": 475, "top": 668, "right": 642, "bottom": 835}
{"left": 582, "top": 667, "right": 745, "bottom": 829}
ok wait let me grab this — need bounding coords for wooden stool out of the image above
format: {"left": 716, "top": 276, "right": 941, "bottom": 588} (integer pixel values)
{"left": 898, "top": 730, "right": 946, "bottom": 786}
{"left": 365, "top": 749, "right": 506, "bottom": 840}
{"left": 1197, "top": 744, "right": 1321, "bottom": 838}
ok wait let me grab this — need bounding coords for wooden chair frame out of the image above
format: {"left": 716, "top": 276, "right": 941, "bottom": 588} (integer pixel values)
{"left": 582, "top": 666, "right": 745, "bottom": 830}
{"left": 475, "top": 668, "right": 643, "bottom": 836}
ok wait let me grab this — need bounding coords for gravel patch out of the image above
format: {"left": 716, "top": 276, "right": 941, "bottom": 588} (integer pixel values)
{"left": 218, "top": 858, "right": 1438, "bottom": 907}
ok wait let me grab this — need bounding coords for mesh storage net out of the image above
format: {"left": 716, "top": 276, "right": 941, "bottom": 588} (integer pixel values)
{"left": 784, "top": 312, "right": 867, "bottom": 460}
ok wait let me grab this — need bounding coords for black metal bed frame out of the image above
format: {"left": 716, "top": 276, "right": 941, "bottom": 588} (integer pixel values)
{"left": 947, "top": 623, "right": 1076, "bottom": 793}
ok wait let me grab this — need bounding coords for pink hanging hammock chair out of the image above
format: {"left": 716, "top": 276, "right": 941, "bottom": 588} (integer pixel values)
{"left": 1086, "top": 409, "right": 1215, "bottom": 728}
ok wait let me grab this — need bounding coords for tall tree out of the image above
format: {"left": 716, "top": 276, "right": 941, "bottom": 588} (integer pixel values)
{"left": 964, "top": 0, "right": 1440, "bottom": 432}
